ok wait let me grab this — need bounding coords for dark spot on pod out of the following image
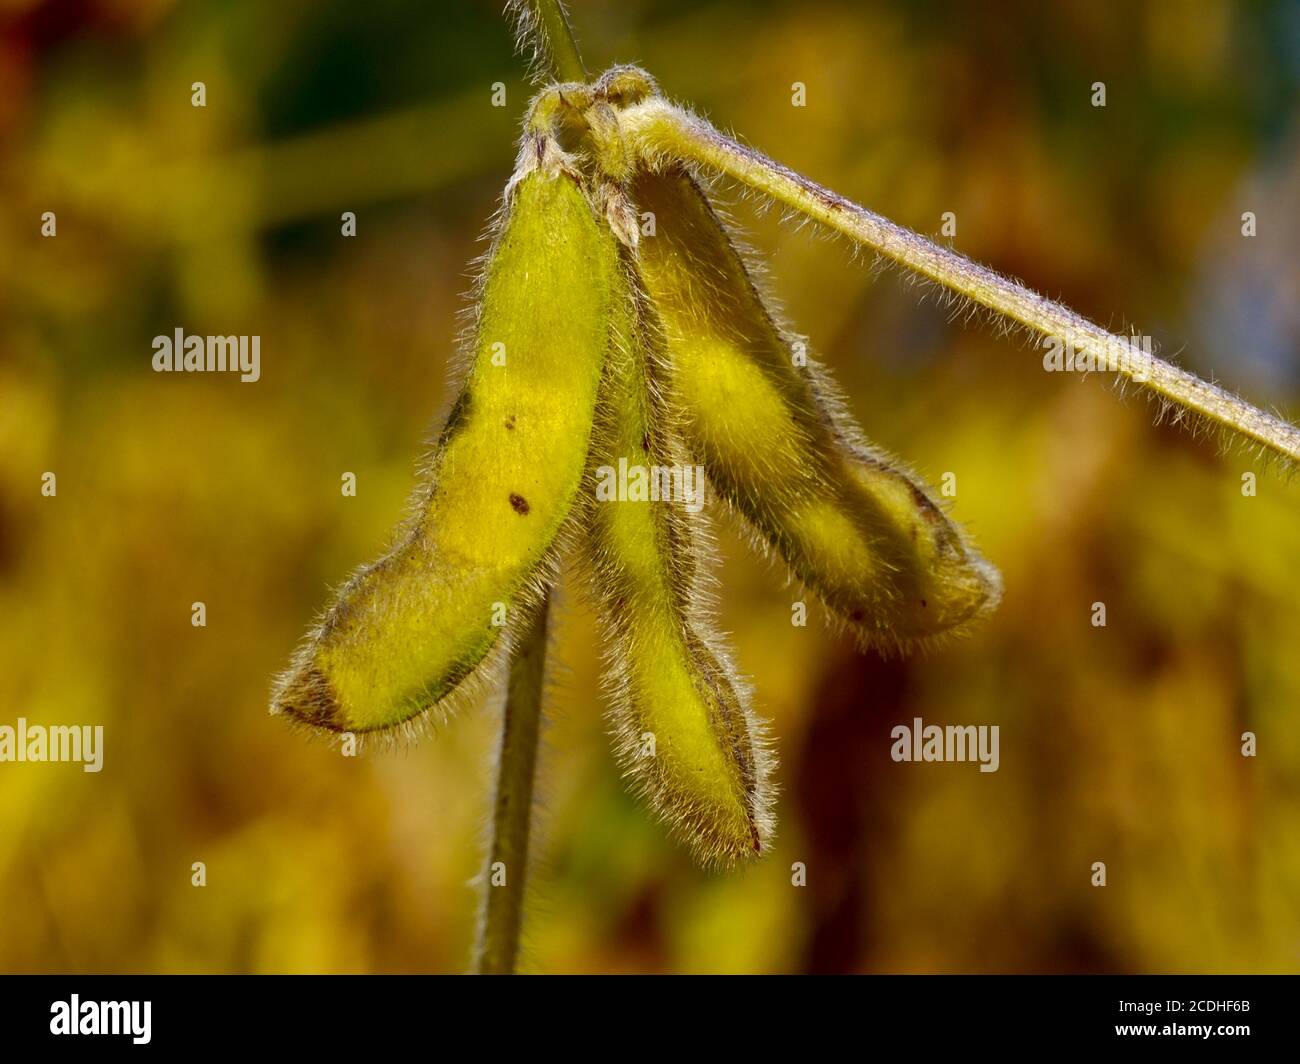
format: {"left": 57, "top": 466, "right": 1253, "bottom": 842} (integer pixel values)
{"left": 509, "top": 493, "right": 530, "bottom": 515}
{"left": 504, "top": 415, "right": 516, "bottom": 430}
{"left": 849, "top": 608, "right": 865, "bottom": 622}
{"left": 920, "top": 599, "right": 927, "bottom": 609}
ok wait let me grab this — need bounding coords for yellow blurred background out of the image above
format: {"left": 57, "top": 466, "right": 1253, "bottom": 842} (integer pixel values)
{"left": 2, "top": 0, "right": 1299, "bottom": 973}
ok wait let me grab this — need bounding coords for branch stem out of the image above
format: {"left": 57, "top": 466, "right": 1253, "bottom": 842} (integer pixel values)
{"left": 622, "top": 99, "right": 1300, "bottom": 465}
{"left": 476, "top": 594, "right": 550, "bottom": 975}
{"left": 524, "top": 0, "right": 588, "bottom": 83}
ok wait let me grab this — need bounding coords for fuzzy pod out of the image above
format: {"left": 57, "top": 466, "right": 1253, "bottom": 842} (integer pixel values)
{"left": 272, "top": 147, "right": 620, "bottom": 733}
{"left": 583, "top": 247, "right": 773, "bottom": 866}
{"left": 631, "top": 165, "right": 1001, "bottom": 650}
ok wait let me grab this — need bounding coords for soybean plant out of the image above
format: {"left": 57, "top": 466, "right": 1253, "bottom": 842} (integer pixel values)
{"left": 272, "top": 0, "right": 1298, "bottom": 973}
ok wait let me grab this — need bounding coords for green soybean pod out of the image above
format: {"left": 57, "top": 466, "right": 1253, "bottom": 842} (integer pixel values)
{"left": 632, "top": 165, "right": 1001, "bottom": 650}
{"left": 584, "top": 249, "right": 772, "bottom": 866}
{"left": 273, "top": 144, "right": 620, "bottom": 734}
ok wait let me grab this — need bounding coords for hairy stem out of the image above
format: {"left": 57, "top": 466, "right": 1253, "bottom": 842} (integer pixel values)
{"left": 476, "top": 594, "right": 550, "bottom": 975}
{"left": 622, "top": 99, "right": 1300, "bottom": 466}
{"left": 473, "top": 0, "right": 586, "bottom": 979}
{"left": 519, "top": 0, "right": 588, "bottom": 83}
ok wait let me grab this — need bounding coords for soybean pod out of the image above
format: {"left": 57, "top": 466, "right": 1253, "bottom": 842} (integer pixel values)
{"left": 273, "top": 137, "right": 619, "bottom": 733}
{"left": 584, "top": 246, "right": 773, "bottom": 866}
{"left": 631, "top": 165, "right": 1001, "bottom": 650}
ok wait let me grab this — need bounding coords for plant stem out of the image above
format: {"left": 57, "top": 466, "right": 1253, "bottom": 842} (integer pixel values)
{"left": 476, "top": 593, "right": 550, "bottom": 975}
{"left": 622, "top": 99, "right": 1300, "bottom": 466}
{"left": 520, "top": 0, "right": 588, "bottom": 83}
{"left": 474, "top": 0, "right": 585, "bottom": 980}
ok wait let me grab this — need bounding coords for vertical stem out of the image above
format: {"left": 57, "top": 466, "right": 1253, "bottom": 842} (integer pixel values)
{"left": 473, "top": 0, "right": 587, "bottom": 977}
{"left": 476, "top": 594, "right": 550, "bottom": 974}
{"left": 524, "top": 0, "right": 588, "bottom": 82}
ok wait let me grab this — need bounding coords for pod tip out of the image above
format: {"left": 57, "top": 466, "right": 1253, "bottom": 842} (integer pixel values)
{"left": 271, "top": 663, "right": 346, "bottom": 733}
